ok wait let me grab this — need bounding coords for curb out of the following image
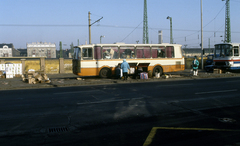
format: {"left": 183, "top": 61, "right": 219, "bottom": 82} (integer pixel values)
{"left": 1, "top": 72, "right": 240, "bottom": 90}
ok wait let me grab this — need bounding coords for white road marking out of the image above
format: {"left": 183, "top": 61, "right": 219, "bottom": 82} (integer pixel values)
{"left": 77, "top": 97, "right": 144, "bottom": 105}
{"left": 53, "top": 90, "right": 101, "bottom": 94}
{"left": 195, "top": 89, "right": 237, "bottom": 95}
{"left": 156, "top": 84, "right": 193, "bottom": 87}
{"left": 226, "top": 80, "right": 240, "bottom": 82}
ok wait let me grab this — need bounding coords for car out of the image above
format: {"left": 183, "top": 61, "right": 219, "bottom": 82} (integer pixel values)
{"left": 205, "top": 64, "right": 214, "bottom": 72}
{"left": 205, "top": 54, "right": 214, "bottom": 65}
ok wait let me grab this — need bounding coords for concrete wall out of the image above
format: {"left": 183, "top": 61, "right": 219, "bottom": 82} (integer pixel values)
{"left": 45, "top": 59, "right": 59, "bottom": 74}
{"left": 0, "top": 57, "right": 207, "bottom": 75}
{"left": 0, "top": 57, "right": 72, "bottom": 74}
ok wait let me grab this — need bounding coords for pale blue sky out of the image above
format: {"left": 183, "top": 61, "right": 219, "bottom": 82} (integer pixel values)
{"left": 0, "top": 0, "right": 240, "bottom": 49}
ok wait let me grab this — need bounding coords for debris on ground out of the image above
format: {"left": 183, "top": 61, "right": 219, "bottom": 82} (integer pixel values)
{"left": 0, "top": 70, "right": 5, "bottom": 79}
{"left": 0, "top": 81, "right": 8, "bottom": 85}
{"left": 162, "top": 75, "right": 169, "bottom": 79}
{"left": 22, "top": 70, "right": 51, "bottom": 84}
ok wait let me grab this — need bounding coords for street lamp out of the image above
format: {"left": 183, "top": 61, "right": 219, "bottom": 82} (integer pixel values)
{"left": 100, "top": 35, "right": 105, "bottom": 44}
{"left": 166, "top": 16, "right": 173, "bottom": 44}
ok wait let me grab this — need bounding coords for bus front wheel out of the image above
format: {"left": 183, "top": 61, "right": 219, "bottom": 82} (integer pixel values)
{"left": 152, "top": 66, "right": 163, "bottom": 77}
{"left": 99, "top": 68, "right": 112, "bottom": 78}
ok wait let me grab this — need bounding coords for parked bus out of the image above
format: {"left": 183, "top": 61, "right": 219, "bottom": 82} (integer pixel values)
{"left": 72, "top": 43, "right": 185, "bottom": 78}
{"left": 214, "top": 43, "right": 240, "bottom": 71}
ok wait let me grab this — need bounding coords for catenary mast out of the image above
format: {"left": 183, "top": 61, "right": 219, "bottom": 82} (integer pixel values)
{"left": 224, "top": 0, "right": 231, "bottom": 43}
{"left": 143, "top": 0, "right": 149, "bottom": 44}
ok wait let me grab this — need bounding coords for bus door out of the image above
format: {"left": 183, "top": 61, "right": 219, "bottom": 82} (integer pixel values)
{"left": 72, "top": 47, "right": 81, "bottom": 74}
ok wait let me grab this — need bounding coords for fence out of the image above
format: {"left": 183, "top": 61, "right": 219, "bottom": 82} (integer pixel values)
{"left": 0, "top": 57, "right": 72, "bottom": 74}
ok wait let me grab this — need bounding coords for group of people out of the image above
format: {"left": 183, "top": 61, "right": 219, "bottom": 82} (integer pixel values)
{"left": 116, "top": 56, "right": 199, "bottom": 80}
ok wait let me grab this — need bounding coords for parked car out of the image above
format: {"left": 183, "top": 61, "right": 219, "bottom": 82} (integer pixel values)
{"left": 205, "top": 54, "right": 214, "bottom": 65}
{"left": 205, "top": 54, "right": 214, "bottom": 72}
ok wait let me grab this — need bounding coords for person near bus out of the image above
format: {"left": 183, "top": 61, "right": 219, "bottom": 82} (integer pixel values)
{"left": 192, "top": 56, "right": 199, "bottom": 76}
{"left": 121, "top": 59, "right": 130, "bottom": 80}
{"left": 115, "top": 64, "right": 121, "bottom": 79}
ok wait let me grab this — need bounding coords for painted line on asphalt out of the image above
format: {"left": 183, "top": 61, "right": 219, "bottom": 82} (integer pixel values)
{"left": 77, "top": 97, "right": 144, "bottom": 105}
{"left": 226, "top": 80, "right": 240, "bottom": 82}
{"left": 195, "top": 89, "right": 237, "bottom": 95}
{"left": 156, "top": 83, "right": 193, "bottom": 87}
{"left": 53, "top": 90, "right": 101, "bottom": 94}
{"left": 143, "top": 127, "right": 240, "bottom": 146}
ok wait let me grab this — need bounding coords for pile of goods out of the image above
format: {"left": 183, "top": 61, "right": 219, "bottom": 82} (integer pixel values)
{"left": 22, "top": 70, "right": 51, "bottom": 84}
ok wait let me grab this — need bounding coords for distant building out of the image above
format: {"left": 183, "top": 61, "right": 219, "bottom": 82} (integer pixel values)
{"left": 0, "top": 43, "right": 13, "bottom": 57}
{"left": 15, "top": 48, "right": 27, "bottom": 57}
{"left": 12, "top": 48, "right": 21, "bottom": 57}
{"left": 27, "top": 42, "right": 56, "bottom": 58}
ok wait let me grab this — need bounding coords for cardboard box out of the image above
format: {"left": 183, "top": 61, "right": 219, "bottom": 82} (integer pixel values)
{"left": 35, "top": 74, "right": 43, "bottom": 81}
{"left": 6, "top": 74, "right": 14, "bottom": 79}
{"left": 0, "top": 64, "right": 5, "bottom": 70}
{"left": 213, "top": 69, "right": 222, "bottom": 74}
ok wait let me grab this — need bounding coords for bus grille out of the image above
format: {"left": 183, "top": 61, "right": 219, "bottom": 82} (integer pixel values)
{"left": 215, "top": 62, "right": 226, "bottom": 66}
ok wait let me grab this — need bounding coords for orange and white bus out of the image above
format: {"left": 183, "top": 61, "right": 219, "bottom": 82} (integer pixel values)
{"left": 72, "top": 43, "right": 185, "bottom": 78}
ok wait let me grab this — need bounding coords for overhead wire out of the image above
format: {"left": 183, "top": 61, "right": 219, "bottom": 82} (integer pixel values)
{"left": 120, "top": 21, "right": 143, "bottom": 42}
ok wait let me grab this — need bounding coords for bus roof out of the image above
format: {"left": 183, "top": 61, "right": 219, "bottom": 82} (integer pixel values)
{"left": 215, "top": 43, "right": 240, "bottom": 46}
{"left": 75, "top": 43, "right": 182, "bottom": 48}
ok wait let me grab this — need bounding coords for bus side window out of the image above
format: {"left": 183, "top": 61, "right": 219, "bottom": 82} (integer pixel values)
{"left": 82, "top": 48, "right": 93, "bottom": 60}
{"left": 94, "top": 46, "right": 101, "bottom": 59}
{"left": 166, "top": 46, "right": 174, "bottom": 58}
{"left": 234, "top": 47, "right": 239, "bottom": 56}
{"left": 152, "top": 46, "right": 165, "bottom": 58}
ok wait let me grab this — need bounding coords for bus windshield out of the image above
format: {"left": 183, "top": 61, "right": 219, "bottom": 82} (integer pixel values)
{"left": 215, "top": 44, "right": 232, "bottom": 57}
{"left": 73, "top": 47, "right": 81, "bottom": 59}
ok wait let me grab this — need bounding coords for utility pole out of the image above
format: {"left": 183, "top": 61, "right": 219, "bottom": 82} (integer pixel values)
{"left": 223, "top": 0, "right": 231, "bottom": 43}
{"left": 59, "top": 41, "right": 63, "bottom": 58}
{"left": 88, "top": 11, "right": 103, "bottom": 44}
{"left": 70, "top": 42, "right": 74, "bottom": 54}
{"left": 88, "top": 12, "right": 91, "bottom": 44}
{"left": 201, "top": 0, "right": 203, "bottom": 69}
{"left": 167, "top": 16, "right": 173, "bottom": 44}
{"left": 143, "top": 0, "right": 149, "bottom": 44}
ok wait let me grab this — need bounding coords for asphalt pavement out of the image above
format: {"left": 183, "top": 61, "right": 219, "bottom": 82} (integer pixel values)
{"left": 1, "top": 69, "right": 240, "bottom": 90}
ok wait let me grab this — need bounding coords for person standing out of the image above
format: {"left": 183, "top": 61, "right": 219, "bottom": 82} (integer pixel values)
{"left": 121, "top": 59, "right": 130, "bottom": 80}
{"left": 115, "top": 64, "right": 121, "bottom": 79}
{"left": 192, "top": 56, "right": 199, "bottom": 76}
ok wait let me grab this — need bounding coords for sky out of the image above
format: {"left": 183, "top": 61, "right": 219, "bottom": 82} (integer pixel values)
{"left": 1, "top": 0, "right": 240, "bottom": 49}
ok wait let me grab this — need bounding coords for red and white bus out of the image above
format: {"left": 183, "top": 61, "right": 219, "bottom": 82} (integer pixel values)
{"left": 72, "top": 43, "right": 185, "bottom": 78}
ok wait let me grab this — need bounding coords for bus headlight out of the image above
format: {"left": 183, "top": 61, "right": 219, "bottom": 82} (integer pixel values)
{"left": 226, "top": 62, "right": 233, "bottom": 67}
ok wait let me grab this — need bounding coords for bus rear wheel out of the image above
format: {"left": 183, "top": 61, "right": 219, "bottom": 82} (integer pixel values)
{"left": 99, "top": 67, "right": 112, "bottom": 78}
{"left": 152, "top": 66, "right": 163, "bottom": 77}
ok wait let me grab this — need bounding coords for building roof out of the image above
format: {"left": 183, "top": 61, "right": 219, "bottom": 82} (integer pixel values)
{"left": 0, "top": 43, "right": 13, "bottom": 48}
